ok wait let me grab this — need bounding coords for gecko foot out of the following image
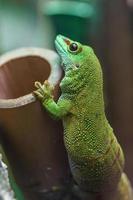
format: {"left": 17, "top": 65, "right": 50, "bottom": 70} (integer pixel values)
{"left": 34, "top": 80, "right": 54, "bottom": 101}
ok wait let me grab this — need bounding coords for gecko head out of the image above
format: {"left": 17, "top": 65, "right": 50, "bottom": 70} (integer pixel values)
{"left": 55, "top": 35, "right": 99, "bottom": 76}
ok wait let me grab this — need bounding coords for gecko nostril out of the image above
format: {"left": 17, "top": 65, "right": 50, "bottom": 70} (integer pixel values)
{"left": 76, "top": 64, "right": 80, "bottom": 68}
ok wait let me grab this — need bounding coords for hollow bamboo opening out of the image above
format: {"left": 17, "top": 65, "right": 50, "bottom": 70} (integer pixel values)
{"left": 0, "top": 56, "right": 50, "bottom": 99}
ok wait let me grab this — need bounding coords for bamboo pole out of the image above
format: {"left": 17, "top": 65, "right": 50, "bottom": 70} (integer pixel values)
{"left": 0, "top": 48, "right": 71, "bottom": 200}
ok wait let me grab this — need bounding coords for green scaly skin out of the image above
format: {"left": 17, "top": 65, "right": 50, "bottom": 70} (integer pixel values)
{"left": 34, "top": 35, "right": 133, "bottom": 200}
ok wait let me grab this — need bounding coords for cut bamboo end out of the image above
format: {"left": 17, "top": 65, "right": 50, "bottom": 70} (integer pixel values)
{"left": 0, "top": 47, "right": 62, "bottom": 108}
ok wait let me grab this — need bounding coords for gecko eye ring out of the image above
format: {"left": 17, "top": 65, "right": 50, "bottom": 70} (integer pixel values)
{"left": 68, "top": 42, "right": 82, "bottom": 54}
{"left": 69, "top": 43, "right": 78, "bottom": 51}
{"left": 68, "top": 43, "right": 79, "bottom": 54}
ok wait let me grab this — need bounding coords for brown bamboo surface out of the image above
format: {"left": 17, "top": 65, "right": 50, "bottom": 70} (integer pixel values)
{"left": 103, "top": 0, "right": 133, "bottom": 186}
{"left": 0, "top": 48, "right": 71, "bottom": 200}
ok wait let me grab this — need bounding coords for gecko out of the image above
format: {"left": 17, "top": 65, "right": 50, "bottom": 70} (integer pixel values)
{"left": 34, "top": 35, "right": 133, "bottom": 200}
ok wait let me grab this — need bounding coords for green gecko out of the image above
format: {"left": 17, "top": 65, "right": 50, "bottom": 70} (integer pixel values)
{"left": 34, "top": 35, "right": 133, "bottom": 199}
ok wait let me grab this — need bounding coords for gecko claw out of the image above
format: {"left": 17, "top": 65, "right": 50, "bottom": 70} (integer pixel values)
{"left": 34, "top": 80, "right": 54, "bottom": 101}
{"left": 44, "top": 80, "right": 49, "bottom": 85}
{"left": 33, "top": 90, "right": 44, "bottom": 100}
{"left": 34, "top": 81, "right": 42, "bottom": 89}
{"left": 44, "top": 80, "right": 54, "bottom": 92}
{"left": 34, "top": 81, "right": 46, "bottom": 93}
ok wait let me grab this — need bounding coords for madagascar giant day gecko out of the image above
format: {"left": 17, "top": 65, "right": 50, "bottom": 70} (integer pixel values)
{"left": 34, "top": 35, "right": 133, "bottom": 200}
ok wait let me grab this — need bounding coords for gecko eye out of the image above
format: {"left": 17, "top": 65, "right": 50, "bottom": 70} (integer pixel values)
{"left": 68, "top": 42, "right": 82, "bottom": 54}
{"left": 69, "top": 43, "right": 78, "bottom": 51}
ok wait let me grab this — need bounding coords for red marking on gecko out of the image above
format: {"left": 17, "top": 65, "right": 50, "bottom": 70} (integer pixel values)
{"left": 64, "top": 39, "right": 71, "bottom": 45}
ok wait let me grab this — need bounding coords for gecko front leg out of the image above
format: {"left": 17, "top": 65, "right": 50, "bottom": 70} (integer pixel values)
{"left": 34, "top": 80, "right": 72, "bottom": 119}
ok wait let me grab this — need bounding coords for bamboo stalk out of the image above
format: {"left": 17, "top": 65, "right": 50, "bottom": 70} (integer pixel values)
{"left": 0, "top": 48, "right": 71, "bottom": 200}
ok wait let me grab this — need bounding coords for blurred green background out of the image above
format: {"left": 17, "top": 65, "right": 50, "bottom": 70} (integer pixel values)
{"left": 0, "top": 0, "right": 101, "bottom": 52}
{"left": 0, "top": 0, "right": 133, "bottom": 199}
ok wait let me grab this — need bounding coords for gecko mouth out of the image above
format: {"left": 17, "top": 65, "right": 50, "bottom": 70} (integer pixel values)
{"left": 55, "top": 40, "right": 70, "bottom": 72}
{"left": 55, "top": 36, "right": 76, "bottom": 73}
{"left": 55, "top": 40, "right": 67, "bottom": 55}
